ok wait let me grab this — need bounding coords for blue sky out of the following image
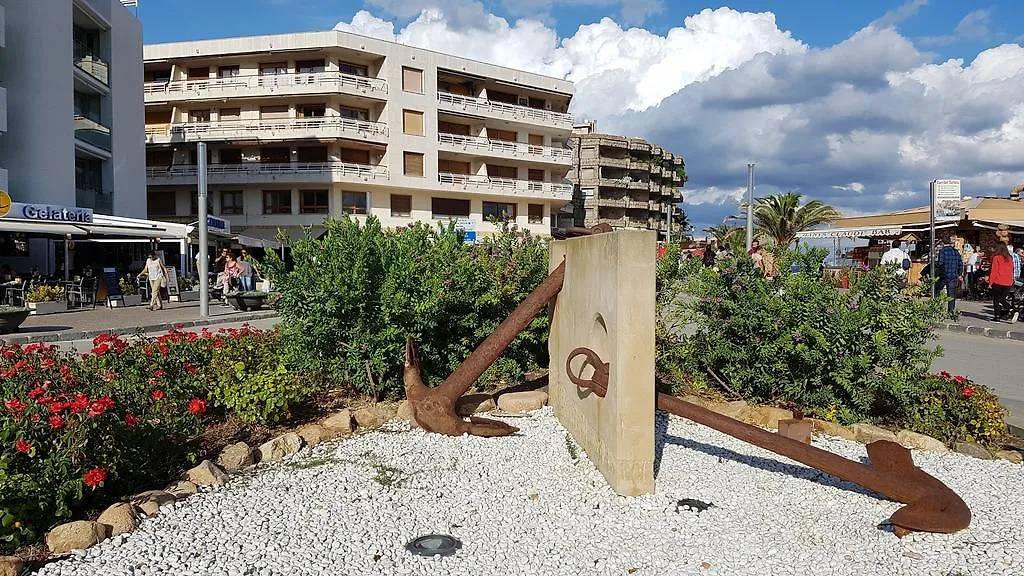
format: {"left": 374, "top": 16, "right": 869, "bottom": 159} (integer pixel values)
{"left": 137, "top": 1, "right": 1024, "bottom": 237}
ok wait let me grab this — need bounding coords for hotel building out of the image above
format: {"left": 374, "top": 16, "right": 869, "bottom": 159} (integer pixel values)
{"left": 142, "top": 31, "right": 575, "bottom": 243}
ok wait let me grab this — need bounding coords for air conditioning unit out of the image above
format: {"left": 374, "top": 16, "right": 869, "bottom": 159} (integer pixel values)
{"left": 518, "top": 97, "right": 529, "bottom": 106}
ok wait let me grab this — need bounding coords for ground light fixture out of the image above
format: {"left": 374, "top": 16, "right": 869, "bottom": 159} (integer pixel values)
{"left": 405, "top": 534, "right": 462, "bottom": 557}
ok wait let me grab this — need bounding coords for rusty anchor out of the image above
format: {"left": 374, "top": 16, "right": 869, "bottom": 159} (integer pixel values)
{"left": 403, "top": 223, "right": 613, "bottom": 437}
{"left": 565, "top": 347, "right": 972, "bottom": 535}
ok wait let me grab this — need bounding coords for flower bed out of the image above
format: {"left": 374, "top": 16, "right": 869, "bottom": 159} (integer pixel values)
{"left": 0, "top": 325, "right": 318, "bottom": 553}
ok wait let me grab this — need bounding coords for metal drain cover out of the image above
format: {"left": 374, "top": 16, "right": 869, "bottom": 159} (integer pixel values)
{"left": 405, "top": 534, "right": 462, "bottom": 557}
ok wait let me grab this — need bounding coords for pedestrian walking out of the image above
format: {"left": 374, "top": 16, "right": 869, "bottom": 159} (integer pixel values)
{"left": 137, "top": 251, "right": 169, "bottom": 311}
{"left": 989, "top": 242, "right": 1015, "bottom": 322}
{"left": 935, "top": 238, "right": 964, "bottom": 314}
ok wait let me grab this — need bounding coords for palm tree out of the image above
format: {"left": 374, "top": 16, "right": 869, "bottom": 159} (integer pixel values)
{"left": 704, "top": 224, "right": 746, "bottom": 253}
{"left": 754, "top": 193, "right": 841, "bottom": 248}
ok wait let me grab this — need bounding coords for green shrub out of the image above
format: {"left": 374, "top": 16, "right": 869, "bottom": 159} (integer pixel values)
{"left": 25, "top": 284, "right": 65, "bottom": 303}
{"left": 206, "top": 329, "right": 310, "bottom": 424}
{"left": 265, "top": 217, "right": 550, "bottom": 397}
{"left": 665, "top": 246, "right": 951, "bottom": 424}
{"left": 905, "top": 372, "right": 1007, "bottom": 447}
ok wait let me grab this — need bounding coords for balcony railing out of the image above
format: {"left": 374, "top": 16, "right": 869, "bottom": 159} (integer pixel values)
{"left": 74, "top": 55, "right": 109, "bottom": 86}
{"left": 437, "top": 173, "right": 572, "bottom": 199}
{"left": 437, "top": 92, "right": 573, "bottom": 129}
{"left": 143, "top": 71, "right": 388, "bottom": 101}
{"left": 437, "top": 133, "right": 572, "bottom": 163}
{"left": 74, "top": 115, "right": 111, "bottom": 151}
{"left": 145, "top": 117, "right": 389, "bottom": 144}
{"left": 146, "top": 161, "right": 389, "bottom": 183}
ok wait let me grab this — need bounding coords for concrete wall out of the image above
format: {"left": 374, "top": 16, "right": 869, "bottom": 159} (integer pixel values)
{"left": 108, "top": 0, "right": 145, "bottom": 218}
{"left": 0, "top": 0, "right": 77, "bottom": 207}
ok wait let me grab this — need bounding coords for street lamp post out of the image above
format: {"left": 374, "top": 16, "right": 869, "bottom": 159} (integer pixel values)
{"left": 745, "top": 163, "right": 755, "bottom": 251}
{"left": 198, "top": 142, "right": 209, "bottom": 318}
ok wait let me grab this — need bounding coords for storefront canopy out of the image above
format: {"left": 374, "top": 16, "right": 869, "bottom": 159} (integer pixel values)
{"left": 0, "top": 214, "right": 191, "bottom": 239}
{"left": 800, "top": 197, "right": 1024, "bottom": 238}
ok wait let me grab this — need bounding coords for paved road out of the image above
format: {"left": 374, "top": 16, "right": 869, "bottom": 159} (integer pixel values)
{"left": 932, "top": 331, "right": 1024, "bottom": 431}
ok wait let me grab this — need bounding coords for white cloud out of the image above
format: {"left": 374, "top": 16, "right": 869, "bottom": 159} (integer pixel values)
{"left": 919, "top": 9, "right": 997, "bottom": 47}
{"left": 869, "top": 0, "right": 928, "bottom": 29}
{"left": 333, "top": 5, "right": 1024, "bottom": 233}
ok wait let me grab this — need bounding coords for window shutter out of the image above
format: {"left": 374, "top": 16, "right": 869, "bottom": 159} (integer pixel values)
{"left": 404, "top": 152, "right": 424, "bottom": 177}
{"left": 403, "top": 110, "right": 424, "bottom": 136}
{"left": 402, "top": 67, "right": 423, "bottom": 93}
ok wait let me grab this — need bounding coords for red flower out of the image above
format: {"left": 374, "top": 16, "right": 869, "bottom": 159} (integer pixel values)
{"left": 92, "top": 343, "right": 110, "bottom": 356}
{"left": 124, "top": 413, "right": 138, "bottom": 427}
{"left": 213, "top": 340, "right": 224, "bottom": 348}
{"left": 40, "top": 358, "right": 55, "bottom": 370}
{"left": 143, "top": 347, "right": 154, "bottom": 357}
{"left": 953, "top": 375, "right": 966, "bottom": 385}
{"left": 1, "top": 350, "right": 15, "bottom": 359}
{"left": 49, "top": 402, "right": 68, "bottom": 413}
{"left": 68, "top": 394, "right": 90, "bottom": 414}
{"left": 83, "top": 467, "right": 107, "bottom": 488}
{"left": 151, "top": 389, "right": 165, "bottom": 401}
{"left": 88, "top": 397, "right": 115, "bottom": 418}
{"left": 962, "top": 387, "right": 975, "bottom": 398}
{"left": 940, "top": 370, "right": 951, "bottom": 379}
{"left": 92, "top": 333, "right": 112, "bottom": 346}
{"left": 28, "top": 387, "right": 46, "bottom": 400}
{"left": 36, "top": 396, "right": 54, "bottom": 405}
{"left": 30, "top": 414, "right": 41, "bottom": 423}
{"left": 48, "top": 415, "right": 65, "bottom": 430}
{"left": 153, "top": 369, "right": 166, "bottom": 379}
{"left": 187, "top": 398, "right": 207, "bottom": 415}
{"left": 158, "top": 345, "right": 169, "bottom": 355}
{"left": 5, "top": 399, "right": 27, "bottom": 413}
{"left": 15, "top": 440, "right": 32, "bottom": 455}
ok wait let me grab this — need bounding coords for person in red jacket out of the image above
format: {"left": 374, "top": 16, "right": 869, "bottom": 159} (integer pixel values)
{"left": 988, "top": 242, "right": 1015, "bottom": 321}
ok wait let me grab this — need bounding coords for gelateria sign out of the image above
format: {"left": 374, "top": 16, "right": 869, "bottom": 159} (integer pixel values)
{"left": 0, "top": 192, "right": 93, "bottom": 223}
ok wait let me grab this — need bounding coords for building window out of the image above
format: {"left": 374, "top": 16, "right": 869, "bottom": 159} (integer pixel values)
{"left": 340, "top": 148, "right": 371, "bottom": 165}
{"left": 263, "top": 191, "right": 291, "bottom": 214}
{"left": 402, "top": 67, "right": 423, "bottom": 93}
{"left": 488, "top": 164, "right": 518, "bottom": 179}
{"left": 0, "top": 233, "right": 29, "bottom": 258}
{"left": 438, "top": 121, "right": 470, "bottom": 136}
{"left": 483, "top": 202, "right": 516, "bottom": 222}
{"left": 218, "top": 65, "right": 240, "bottom": 78}
{"left": 221, "top": 191, "right": 244, "bottom": 215}
{"left": 297, "top": 146, "right": 328, "bottom": 163}
{"left": 403, "top": 110, "right": 424, "bottom": 136}
{"left": 338, "top": 106, "right": 370, "bottom": 121}
{"left": 431, "top": 198, "right": 470, "bottom": 219}
{"left": 490, "top": 129, "right": 517, "bottom": 142}
{"left": 259, "top": 62, "right": 288, "bottom": 75}
{"left": 391, "top": 194, "right": 412, "bottom": 217}
{"left": 147, "top": 191, "right": 176, "bottom": 216}
{"left": 339, "top": 61, "right": 368, "bottom": 77}
{"left": 528, "top": 204, "right": 544, "bottom": 224}
{"left": 187, "top": 67, "right": 209, "bottom": 80}
{"left": 438, "top": 159, "right": 470, "bottom": 175}
{"left": 261, "top": 147, "right": 290, "bottom": 164}
{"left": 191, "top": 193, "right": 199, "bottom": 216}
{"left": 188, "top": 109, "right": 211, "bottom": 123}
{"left": 219, "top": 148, "right": 243, "bottom": 164}
{"left": 300, "top": 190, "right": 329, "bottom": 214}
{"left": 404, "top": 152, "right": 424, "bottom": 177}
{"left": 296, "top": 104, "right": 326, "bottom": 118}
{"left": 219, "top": 108, "right": 241, "bottom": 121}
{"left": 342, "top": 192, "right": 368, "bottom": 215}
{"left": 260, "top": 105, "right": 290, "bottom": 120}
{"left": 296, "top": 59, "right": 326, "bottom": 74}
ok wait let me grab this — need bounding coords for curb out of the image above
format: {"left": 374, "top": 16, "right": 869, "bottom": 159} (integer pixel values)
{"left": 0, "top": 311, "right": 280, "bottom": 345}
{"left": 941, "top": 323, "right": 1024, "bottom": 342}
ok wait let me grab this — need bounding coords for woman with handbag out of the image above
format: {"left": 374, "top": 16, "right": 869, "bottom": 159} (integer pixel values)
{"left": 138, "top": 251, "right": 169, "bottom": 311}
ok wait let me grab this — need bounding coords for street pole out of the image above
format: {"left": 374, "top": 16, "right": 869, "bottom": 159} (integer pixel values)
{"left": 198, "top": 142, "right": 209, "bottom": 318}
{"left": 745, "top": 163, "right": 755, "bottom": 250}
{"left": 929, "top": 179, "right": 936, "bottom": 264}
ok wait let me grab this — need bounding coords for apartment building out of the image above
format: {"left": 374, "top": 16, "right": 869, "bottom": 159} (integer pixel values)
{"left": 142, "top": 31, "right": 575, "bottom": 242}
{"left": 0, "top": 0, "right": 145, "bottom": 272}
{"left": 569, "top": 129, "right": 686, "bottom": 241}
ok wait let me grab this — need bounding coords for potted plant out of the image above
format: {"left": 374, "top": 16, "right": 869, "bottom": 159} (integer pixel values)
{"left": 114, "top": 276, "right": 143, "bottom": 308}
{"left": 0, "top": 306, "right": 31, "bottom": 334}
{"left": 175, "top": 277, "right": 199, "bottom": 302}
{"left": 25, "top": 284, "right": 67, "bottom": 315}
{"left": 226, "top": 290, "right": 270, "bottom": 312}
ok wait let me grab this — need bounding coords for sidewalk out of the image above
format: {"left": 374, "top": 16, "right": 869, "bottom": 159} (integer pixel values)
{"left": 941, "top": 299, "right": 1024, "bottom": 341}
{"left": 1, "top": 301, "right": 279, "bottom": 344}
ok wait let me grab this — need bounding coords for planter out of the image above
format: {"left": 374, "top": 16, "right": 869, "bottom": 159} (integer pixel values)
{"left": 110, "top": 295, "right": 143, "bottom": 308}
{"left": 226, "top": 292, "right": 269, "bottom": 312}
{"left": 0, "top": 308, "right": 31, "bottom": 334}
{"left": 27, "top": 301, "right": 67, "bottom": 315}
{"left": 177, "top": 290, "right": 200, "bottom": 302}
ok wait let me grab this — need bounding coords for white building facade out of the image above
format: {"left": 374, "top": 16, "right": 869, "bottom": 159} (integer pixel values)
{"left": 142, "top": 31, "right": 575, "bottom": 242}
{"left": 0, "top": 0, "right": 145, "bottom": 273}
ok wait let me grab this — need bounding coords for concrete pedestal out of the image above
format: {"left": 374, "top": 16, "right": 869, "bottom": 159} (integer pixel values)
{"left": 548, "top": 230, "right": 656, "bottom": 496}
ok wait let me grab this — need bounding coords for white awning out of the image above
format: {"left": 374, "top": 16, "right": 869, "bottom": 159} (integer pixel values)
{"left": 0, "top": 219, "right": 88, "bottom": 236}
{"left": 796, "top": 226, "right": 903, "bottom": 239}
{"left": 973, "top": 220, "right": 1024, "bottom": 231}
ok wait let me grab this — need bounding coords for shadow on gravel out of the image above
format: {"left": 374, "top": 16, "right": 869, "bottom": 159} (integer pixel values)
{"left": 659, "top": 433, "right": 886, "bottom": 501}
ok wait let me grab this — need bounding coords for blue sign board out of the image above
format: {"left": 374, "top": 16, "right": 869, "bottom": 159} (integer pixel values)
{"left": 207, "top": 215, "right": 230, "bottom": 235}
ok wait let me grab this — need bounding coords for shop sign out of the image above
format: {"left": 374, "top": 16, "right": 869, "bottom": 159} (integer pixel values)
{"left": 454, "top": 217, "right": 476, "bottom": 243}
{"left": 207, "top": 215, "right": 230, "bottom": 235}
{"left": 931, "top": 179, "right": 962, "bottom": 222}
{"left": 1, "top": 199, "right": 93, "bottom": 223}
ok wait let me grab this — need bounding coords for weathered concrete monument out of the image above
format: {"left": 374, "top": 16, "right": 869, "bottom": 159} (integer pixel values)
{"left": 403, "top": 226, "right": 971, "bottom": 536}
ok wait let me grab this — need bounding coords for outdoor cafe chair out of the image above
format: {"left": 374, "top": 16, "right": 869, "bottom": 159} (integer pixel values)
{"left": 6, "top": 280, "right": 27, "bottom": 307}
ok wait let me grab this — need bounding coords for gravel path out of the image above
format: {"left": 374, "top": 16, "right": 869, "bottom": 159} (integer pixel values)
{"left": 36, "top": 409, "right": 1023, "bottom": 576}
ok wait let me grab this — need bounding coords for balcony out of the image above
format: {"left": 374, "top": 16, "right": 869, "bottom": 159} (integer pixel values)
{"left": 437, "top": 133, "right": 572, "bottom": 165}
{"left": 627, "top": 180, "right": 649, "bottom": 190}
{"left": 597, "top": 157, "right": 628, "bottom": 169}
{"left": 74, "top": 115, "right": 111, "bottom": 152}
{"left": 74, "top": 55, "right": 109, "bottom": 87}
{"left": 143, "top": 71, "right": 388, "bottom": 103}
{"left": 146, "top": 162, "right": 389, "bottom": 186}
{"left": 76, "top": 188, "right": 113, "bottom": 214}
{"left": 437, "top": 173, "right": 572, "bottom": 201}
{"left": 145, "top": 117, "right": 389, "bottom": 145}
{"left": 437, "top": 92, "right": 573, "bottom": 130}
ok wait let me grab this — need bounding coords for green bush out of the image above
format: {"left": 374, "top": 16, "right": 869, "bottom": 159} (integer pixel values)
{"left": 663, "top": 246, "right": 951, "bottom": 424}
{"left": 906, "top": 372, "right": 1007, "bottom": 447}
{"left": 265, "top": 217, "right": 550, "bottom": 398}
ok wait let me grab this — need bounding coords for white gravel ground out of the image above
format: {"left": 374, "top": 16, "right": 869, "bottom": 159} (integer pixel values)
{"left": 36, "top": 408, "right": 1024, "bottom": 576}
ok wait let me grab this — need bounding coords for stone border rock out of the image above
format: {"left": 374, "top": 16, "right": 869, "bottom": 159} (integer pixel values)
{"left": 684, "top": 395, "right": 1022, "bottom": 464}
